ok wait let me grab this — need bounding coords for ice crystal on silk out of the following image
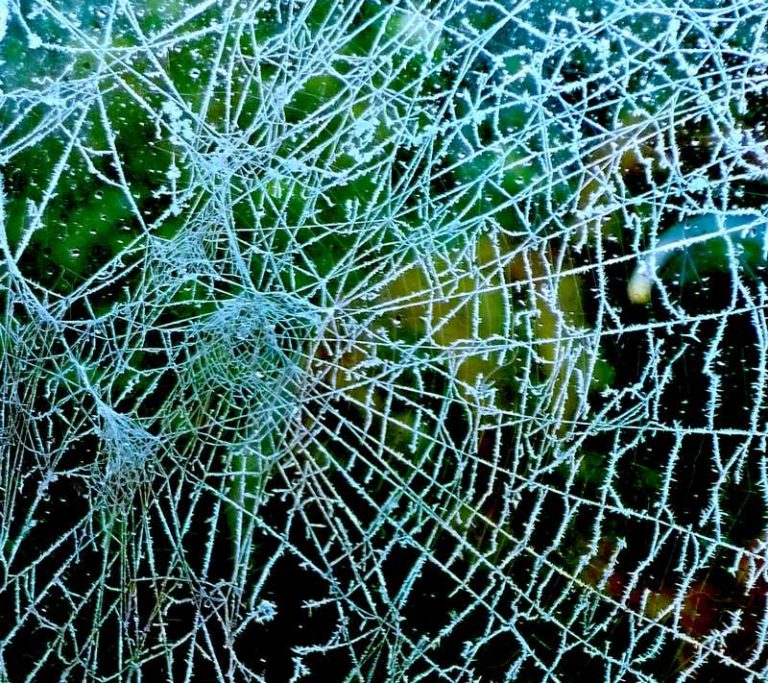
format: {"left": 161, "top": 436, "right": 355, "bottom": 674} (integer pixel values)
{"left": 2, "top": 1, "right": 768, "bottom": 680}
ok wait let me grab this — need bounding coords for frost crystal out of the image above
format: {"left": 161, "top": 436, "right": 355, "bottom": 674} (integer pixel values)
{"left": 2, "top": 1, "right": 768, "bottom": 680}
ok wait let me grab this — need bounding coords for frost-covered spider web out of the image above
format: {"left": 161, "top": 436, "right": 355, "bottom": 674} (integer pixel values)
{"left": 2, "top": 0, "right": 768, "bottom": 680}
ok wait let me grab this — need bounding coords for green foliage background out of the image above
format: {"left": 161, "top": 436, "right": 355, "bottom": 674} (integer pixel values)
{"left": 2, "top": 1, "right": 768, "bottom": 681}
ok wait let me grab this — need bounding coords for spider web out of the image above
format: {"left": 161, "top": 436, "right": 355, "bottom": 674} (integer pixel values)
{"left": 2, "top": 0, "right": 768, "bottom": 680}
